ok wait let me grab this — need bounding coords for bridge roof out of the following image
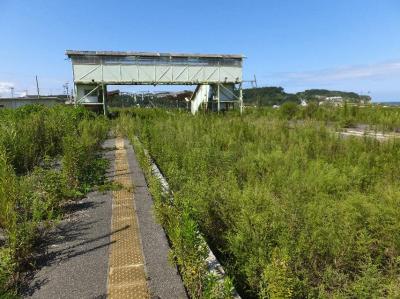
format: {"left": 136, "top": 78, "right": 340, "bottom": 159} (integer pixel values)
{"left": 66, "top": 50, "right": 244, "bottom": 59}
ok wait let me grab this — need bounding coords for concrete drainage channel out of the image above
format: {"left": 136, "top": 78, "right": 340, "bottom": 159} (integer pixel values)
{"left": 135, "top": 137, "right": 241, "bottom": 299}
{"left": 338, "top": 128, "right": 400, "bottom": 141}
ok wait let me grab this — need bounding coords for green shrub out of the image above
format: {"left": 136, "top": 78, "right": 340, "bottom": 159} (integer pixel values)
{"left": 302, "top": 101, "right": 319, "bottom": 119}
{"left": 0, "top": 247, "right": 16, "bottom": 297}
{"left": 280, "top": 102, "right": 299, "bottom": 120}
{"left": 62, "top": 118, "right": 109, "bottom": 193}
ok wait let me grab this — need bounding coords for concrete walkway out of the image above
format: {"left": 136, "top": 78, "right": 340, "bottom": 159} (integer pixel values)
{"left": 125, "top": 139, "right": 187, "bottom": 299}
{"left": 23, "top": 138, "right": 187, "bottom": 299}
{"left": 22, "top": 140, "right": 116, "bottom": 299}
{"left": 108, "top": 138, "right": 149, "bottom": 298}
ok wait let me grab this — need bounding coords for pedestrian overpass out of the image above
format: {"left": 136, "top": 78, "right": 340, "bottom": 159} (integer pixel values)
{"left": 66, "top": 50, "right": 244, "bottom": 114}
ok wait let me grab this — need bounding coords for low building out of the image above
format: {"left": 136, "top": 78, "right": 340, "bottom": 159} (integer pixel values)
{"left": 318, "top": 96, "right": 344, "bottom": 106}
{"left": 326, "top": 96, "right": 343, "bottom": 102}
{"left": 0, "top": 95, "right": 67, "bottom": 109}
{"left": 300, "top": 99, "right": 308, "bottom": 106}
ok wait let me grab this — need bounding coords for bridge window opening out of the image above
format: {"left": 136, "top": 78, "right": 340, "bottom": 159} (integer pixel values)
{"left": 106, "top": 85, "right": 194, "bottom": 110}
{"left": 136, "top": 57, "right": 240, "bottom": 67}
{"left": 74, "top": 55, "right": 242, "bottom": 67}
{"left": 72, "top": 55, "right": 101, "bottom": 64}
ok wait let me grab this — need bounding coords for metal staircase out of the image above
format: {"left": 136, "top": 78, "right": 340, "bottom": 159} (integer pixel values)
{"left": 190, "top": 84, "right": 211, "bottom": 114}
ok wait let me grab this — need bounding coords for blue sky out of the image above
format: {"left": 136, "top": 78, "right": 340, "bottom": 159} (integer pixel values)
{"left": 0, "top": 0, "right": 399, "bottom": 101}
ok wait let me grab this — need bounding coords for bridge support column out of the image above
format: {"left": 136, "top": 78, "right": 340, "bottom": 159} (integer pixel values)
{"left": 217, "top": 84, "right": 221, "bottom": 113}
{"left": 239, "top": 83, "right": 243, "bottom": 115}
{"left": 102, "top": 84, "right": 107, "bottom": 115}
{"left": 209, "top": 83, "right": 242, "bottom": 114}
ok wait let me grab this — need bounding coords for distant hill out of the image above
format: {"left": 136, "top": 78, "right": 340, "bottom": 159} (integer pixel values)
{"left": 243, "top": 87, "right": 371, "bottom": 106}
{"left": 243, "top": 87, "right": 300, "bottom": 106}
{"left": 297, "top": 89, "right": 371, "bottom": 103}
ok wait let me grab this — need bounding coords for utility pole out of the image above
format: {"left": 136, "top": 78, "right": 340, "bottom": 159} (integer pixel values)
{"left": 10, "top": 87, "right": 14, "bottom": 98}
{"left": 35, "top": 75, "right": 40, "bottom": 99}
{"left": 253, "top": 74, "right": 261, "bottom": 108}
{"left": 63, "top": 83, "right": 69, "bottom": 99}
{"left": 253, "top": 74, "right": 258, "bottom": 88}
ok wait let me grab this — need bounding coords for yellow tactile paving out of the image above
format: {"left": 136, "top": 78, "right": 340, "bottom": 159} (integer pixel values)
{"left": 108, "top": 138, "right": 149, "bottom": 299}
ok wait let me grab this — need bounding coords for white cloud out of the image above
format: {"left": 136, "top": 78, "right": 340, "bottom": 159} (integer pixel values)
{"left": 274, "top": 60, "right": 400, "bottom": 84}
{"left": 18, "top": 90, "right": 27, "bottom": 97}
{"left": 252, "top": 60, "right": 400, "bottom": 100}
{"left": 0, "top": 82, "right": 14, "bottom": 97}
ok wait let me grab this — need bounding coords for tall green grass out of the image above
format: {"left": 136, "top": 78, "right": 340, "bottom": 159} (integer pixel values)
{"left": 117, "top": 108, "right": 400, "bottom": 298}
{"left": 245, "top": 103, "right": 400, "bottom": 132}
{"left": 0, "top": 105, "right": 109, "bottom": 296}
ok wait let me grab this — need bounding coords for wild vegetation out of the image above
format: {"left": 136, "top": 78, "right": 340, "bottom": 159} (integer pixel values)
{"left": 1, "top": 103, "right": 399, "bottom": 298}
{"left": 122, "top": 131, "right": 235, "bottom": 298}
{"left": 0, "top": 105, "right": 109, "bottom": 296}
{"left": 117, "top": 107, "right": 400, "bottom": 298}
{"left": 247, "top": 102, "right": 400, "bottom": 132}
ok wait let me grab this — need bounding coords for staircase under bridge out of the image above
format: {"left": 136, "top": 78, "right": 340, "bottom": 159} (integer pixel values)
{"left": 190, "top": 83, "right": 243, "bottom": 114}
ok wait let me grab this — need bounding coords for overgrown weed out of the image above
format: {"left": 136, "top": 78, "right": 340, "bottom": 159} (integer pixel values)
{"left": 116, "top": 107, "right": 400, "bottom": 298}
